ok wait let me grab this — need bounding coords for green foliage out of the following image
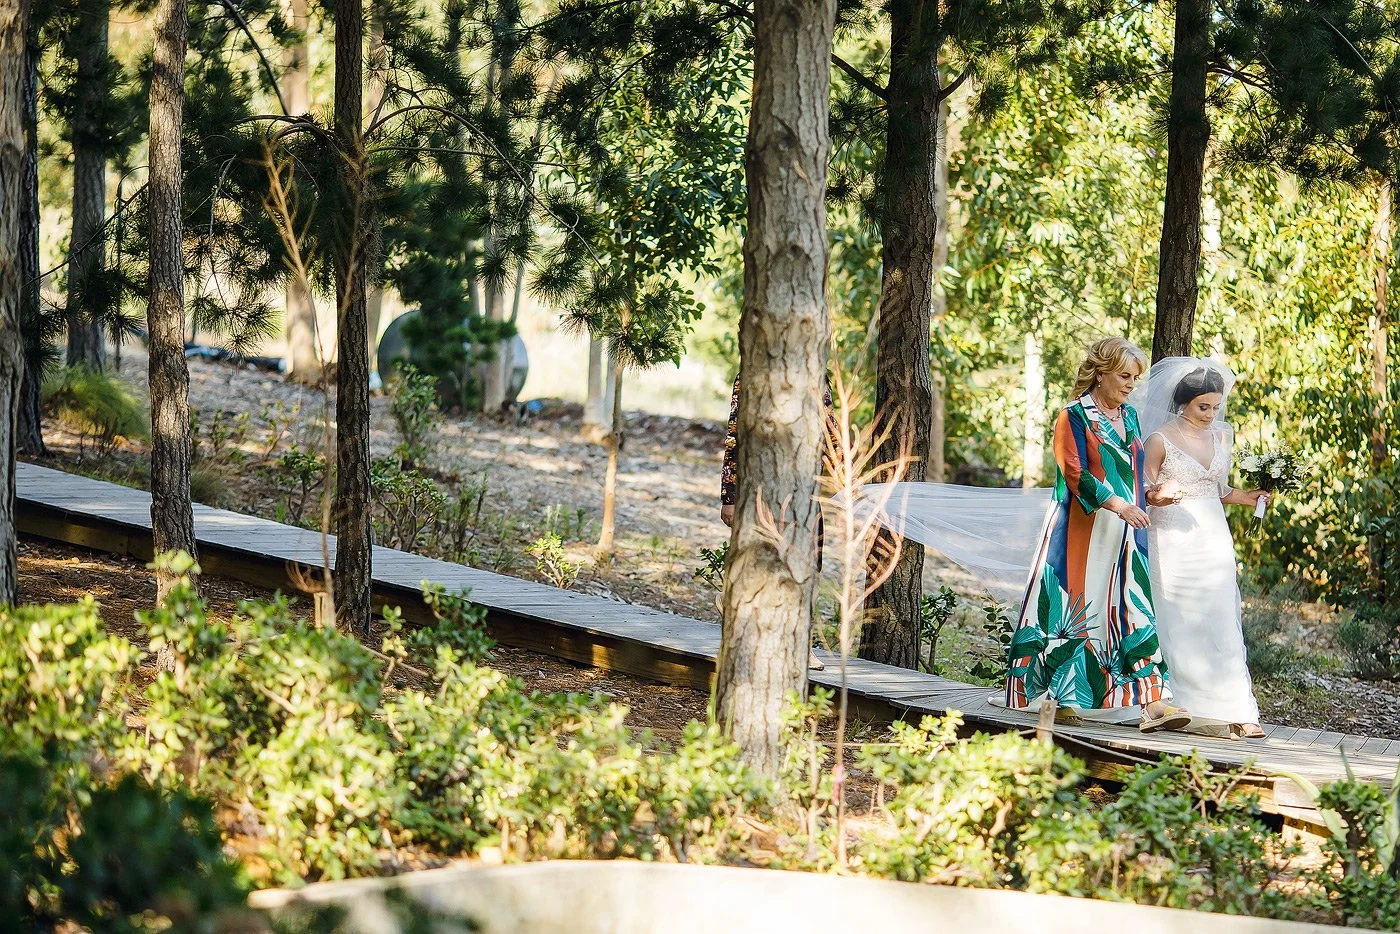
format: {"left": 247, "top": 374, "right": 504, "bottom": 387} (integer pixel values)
{"left": 526, "top": 534, "right": 579, "bottom": 589}
{"left": 1309, "top": 768, "right": 1400, "bottom": 929}
{"left": 371, "top": 460, "right": 449, "bottom": 551}
{"left": 693, "top": 541, "right": 729, "bottom": 589}
{"left": 40, "top": 365, "right": 149, "bottom": 456}
{"left": 919, "top": 587, "right": 958, "bottom": 675}
{"left": 386, "top": 364, "right": 441, "bottom": 468}
{"left": 0, "top": 755, "right": 250, "bottom": 931}
{"left": 405, "top": 584, "right": 496, "bottom": 665}
{"left": 271, "top": 445, "right": 326, "bottom": 527}
{"left": 967, "top": 598, "right": 1015, "bottom": 685}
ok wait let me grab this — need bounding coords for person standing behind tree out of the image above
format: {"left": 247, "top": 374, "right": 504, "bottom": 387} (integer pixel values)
{"left": 720, "top": 373, "right": 837, "bottom": 670}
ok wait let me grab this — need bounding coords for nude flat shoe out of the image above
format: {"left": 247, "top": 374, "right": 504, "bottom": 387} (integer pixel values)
{"left": 1141, "top": 704, "right": 1192, "bottom": 733}
{"left": 1232, "top": 723, "right": 1266, "bottom": 739}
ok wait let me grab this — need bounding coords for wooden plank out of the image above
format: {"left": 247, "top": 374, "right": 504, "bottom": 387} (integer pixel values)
{"left": 1310, "top": 731, "right": 1346, "bottom": 750}
{"left": 1266, "top": 726, "right": 1300, "bottom": 744}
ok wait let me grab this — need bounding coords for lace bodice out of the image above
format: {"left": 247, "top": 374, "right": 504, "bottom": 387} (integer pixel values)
{"left": 1155, "top": 432, "right": 1229, "bottom": 501}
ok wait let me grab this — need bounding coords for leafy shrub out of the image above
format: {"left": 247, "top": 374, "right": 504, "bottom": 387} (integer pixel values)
{"left": 401, "top": 583, "right": 496, "bottom": 664}
{"left": 0, "top": 754, "right": 250, "bottom": 929}
{"left": 966, "top": 598, "right": 1014, "bottom": 685}
{"left": 694, "top": 542, "right": 728, "bottom": 589}
{"left": 41, "top": 365, "right": 148, "bottom": 456}
{"left": 1307, "top": 770, "right": 1400, "bottom": 929}
{"left": 387, "top": 364, "right": 440, "bottom": 468}
{"left": 919, "top": 587, "right": 958, "bottom": 674}
{"left": 372, "top": 459, "right": 447, "bottom": 550}
{"left": 527, "top": 533, "right": 579, "bottom": 589}
{"left": 271, "top": 445, "right": 327, "bottom": 526}
{"left": 1337, "top": 602, "right": 1400, "bottom": 680}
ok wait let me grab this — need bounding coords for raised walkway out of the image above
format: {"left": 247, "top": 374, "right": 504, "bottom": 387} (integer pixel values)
{"left": 15, "top": 462, "right": 1397, "bottom": 832}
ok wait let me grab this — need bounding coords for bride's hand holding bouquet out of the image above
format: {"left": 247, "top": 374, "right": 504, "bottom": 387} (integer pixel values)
{"left": 1236, "top": 446, "right": 1307, "bottom": 533}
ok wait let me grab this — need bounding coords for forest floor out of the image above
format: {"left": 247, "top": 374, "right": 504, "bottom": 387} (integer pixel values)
{"left": 20, "top": 350, "right": 1400, "bottom": 741}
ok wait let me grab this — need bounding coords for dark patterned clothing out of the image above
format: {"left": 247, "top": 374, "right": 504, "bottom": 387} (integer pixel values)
{"left": 720, "top": 374, "right": 838, "bottom": 505}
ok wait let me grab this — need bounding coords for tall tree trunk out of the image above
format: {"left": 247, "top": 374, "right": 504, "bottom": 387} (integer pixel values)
{"left": 1152, "top": 0, "right": 1210, "bottom": 362}
{"left": 596, "top": 360, "right": 623, "bottom": 557}
{"left": 147, "top": 0, "right": 195, "bottom": 605}
{"left": 364, "top": 0, "right": 386, "bottom": 376}
{"left": 928, "top": 94, "right": 950, "bottom": 483}
{"left": 582, "top": 337, "right": 615, "bottom": 442}
{"left": 333, "top": 0, "right": 374, "bottom": 637}
{"left": 860, "top": 5, "right": 939, "bottom": 670}
{"left": 1021, "top": 328, "right": 1046, "bottom": 487}
{"left": 1369, "top": 177, "right": 1391, "bottom": 591}
{"left": 0, "top": 0, "right": 28, "bottom": 604}
{"left": 280, "top": 0, "right": 322, "bottom": 382}
{"left": 65, "top": 0, "right": 109, "bottom": 370}
{"left": 715, "top": 0, "right": 835, "bottom": 777}
{"left": 17, "top": 7, "right": 42, "bottom": 455}
{"left": 481, "top": 277, "right": 509, "bottom": 412}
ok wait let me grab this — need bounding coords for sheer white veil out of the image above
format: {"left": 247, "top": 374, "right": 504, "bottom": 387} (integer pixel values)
{"left": 1129, "top": 357, "right": 1237, "bottom": 449}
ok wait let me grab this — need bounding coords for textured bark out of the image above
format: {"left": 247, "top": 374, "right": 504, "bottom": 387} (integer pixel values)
{"left": 860, "top": 2, "right": 939, "bottom": 669}
{"left": 596, "top": 361, "right": 623, "bottom": 556}
{"left": 364, "top": 1, "right": 386, "bottom": 375}
{"left": 481, "top": 278, "right": 509, "bottom": 412}
{"left": 1152, "top": 0, "right": 1210, "bottom": 362}
{"left": 280, "top": 0, "right": 322, "bottom": 382}
{"left": 1, "top": 0, "right": 29, "bottom": 604}
{"left": 715, "top": 0, "right": 835, "bottom": 777}
{"left": 17, "top": 13, "right": 42, "bottom": 456}
{"left": 1021, "top": 329, "right": 1046, "bottom": 487}
{"left": 65, "top": 0, "right": 109, "bottom": 370}
{"left": 583, "top": 338, "right": 615, "bottom": 441}
{"left": 147, "top": 0, "right": 196, "bottom": 609}
{"left": 927, "top": 94, "right": 950, "bottom": 482}
{"left": 1369, "top": 179, "right": 1391, "bottom": 591}
{"left": 333, "top": 0, "right": 374, "bottom": 637}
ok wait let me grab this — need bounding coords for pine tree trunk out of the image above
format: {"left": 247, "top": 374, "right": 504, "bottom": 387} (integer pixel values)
{"left": 583, "top": 338, "right": 615, "bottom": 441}
{"left": 364, "top": 0, "right": 386, "bottom": 376}
{"left": 860, "top": 4, "right": 939, "bottom": 669}
{"left": 17, "top": 11, "right": 42, "bottom": 456}
{"left": 0, "top": 0, "right": 28, "bottom": 605}
{"left": 715, "top": 0, "right": 835, "bottom": 777}
{"left": 481, "top": 278, "right": 509, "bottom": 412}
{"left": 280, "top": 0, "right": 322, "bottom": 383}
{"left": 1022, "top": 329, "right": 1046, "bottom": 487}
{"left": 1152, "top": 0, "right": 1210, "bottom": 362}
{"left": 147, "top": 0, "right": 195, "bottom": 613}
{"left": 1369, "top": 178, "right": 1391, "bottom": 590}
{"left": 65, "top": 0, "right": 109, "bottom": 370}
{"left": 333, "top": 0, "right": 374, "bottom": 637}
{"left": 928, "top": 94, "right": 950, "bottom": 482}
{"left": 596, "top": 360, "right": 623, "bottom": 557}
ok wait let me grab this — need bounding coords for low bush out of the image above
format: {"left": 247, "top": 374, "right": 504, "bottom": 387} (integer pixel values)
{"left": 41, "top": 365, "right": 148, "bottom": 456}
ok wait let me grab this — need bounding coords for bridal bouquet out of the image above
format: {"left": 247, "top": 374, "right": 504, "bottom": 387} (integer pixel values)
{"left": 1238, "top": 446, "right": 1307, "bottom": 532}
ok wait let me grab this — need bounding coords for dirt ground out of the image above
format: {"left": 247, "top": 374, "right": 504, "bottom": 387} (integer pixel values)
{"left": 22, "top": 350, "right": 1400, "bottom": 741}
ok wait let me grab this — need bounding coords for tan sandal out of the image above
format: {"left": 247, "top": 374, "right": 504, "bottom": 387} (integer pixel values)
{"left": 1231, "top": 723, "right": 1266, "bottom": 740}
{"left": 808, "top": 651, "right": 825, "bottom": 671}
{"left": 1141, "top": 704, "right": 1192, "bottom": 733}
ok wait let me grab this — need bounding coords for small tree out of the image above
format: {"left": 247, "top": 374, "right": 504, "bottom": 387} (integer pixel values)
{"left": 534, "top": 0, "right": 747, "bottom": 558}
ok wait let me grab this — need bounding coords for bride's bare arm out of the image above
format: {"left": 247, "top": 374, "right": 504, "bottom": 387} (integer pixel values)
{"left": 1143, "top": 434, "right": 1177, "bottom": 506}
{"left": 1222, "top": 488, "right": 1267, "bottom": 508}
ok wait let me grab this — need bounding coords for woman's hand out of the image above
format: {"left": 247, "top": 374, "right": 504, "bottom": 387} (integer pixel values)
{"left": 1106, "top": 496, "right": 1150, "bottom": 529}
{"left": 1240, "top": 488, "right": 1269, "bottom": 508}
{"left": 1146, "top": 479, "right": 1183, "bottom": 507}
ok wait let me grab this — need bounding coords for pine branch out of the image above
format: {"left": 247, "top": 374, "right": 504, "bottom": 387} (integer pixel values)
{"left": 210, "top": 0, "right": 287, "bottom": 114}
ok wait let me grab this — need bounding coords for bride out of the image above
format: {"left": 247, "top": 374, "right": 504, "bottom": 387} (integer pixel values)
{"left": 1133, "top": 358, "right": 1270, "bottom": 740}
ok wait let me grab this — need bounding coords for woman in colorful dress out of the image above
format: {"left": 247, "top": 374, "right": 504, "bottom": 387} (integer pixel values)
{"left": 1004, "top": 337, "right": 1191, "bottom": 733}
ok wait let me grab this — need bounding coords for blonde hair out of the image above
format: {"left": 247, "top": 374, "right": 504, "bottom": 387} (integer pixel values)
{"left": 1071, "top": 337, "right": 1147, "bottom": 399}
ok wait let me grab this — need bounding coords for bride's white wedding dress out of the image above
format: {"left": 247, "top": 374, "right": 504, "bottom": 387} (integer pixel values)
{"left": 1147, "top": 431, "right": 1261, "bottom": 727}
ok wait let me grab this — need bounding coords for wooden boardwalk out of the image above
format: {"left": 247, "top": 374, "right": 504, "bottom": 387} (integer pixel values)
{"left": 15, "top": 462, "right": 1397, "bottom": 830}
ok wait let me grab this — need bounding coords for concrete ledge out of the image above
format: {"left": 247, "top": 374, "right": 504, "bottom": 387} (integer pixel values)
{"left": 249, "top": 860, "right": 1370, "bottom": 934}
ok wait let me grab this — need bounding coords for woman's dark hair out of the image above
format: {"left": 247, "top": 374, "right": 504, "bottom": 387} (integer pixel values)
{"left": 1173, "top": 367, "right": 1226, "bottom": 407}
